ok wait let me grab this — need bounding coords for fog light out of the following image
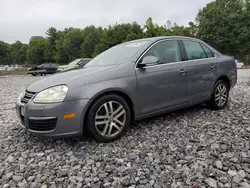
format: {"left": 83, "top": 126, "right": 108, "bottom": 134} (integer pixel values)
{"left": 63, "top": 113, "right": 76, "bottom": 119}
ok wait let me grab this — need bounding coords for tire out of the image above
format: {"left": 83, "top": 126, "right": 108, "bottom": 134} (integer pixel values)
{"left": 87, "top": 94, "right": 131, "bottom": 143}
{"left": 206, "top": 80, "right": 229, "bottom": 110}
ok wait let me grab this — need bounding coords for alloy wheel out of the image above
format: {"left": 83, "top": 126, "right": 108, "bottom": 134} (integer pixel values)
{"left": 95, "top": 101, "right": 126, "bottom": 137}
{"left": 215, "top": 84, "right": 227, "bottom": 107}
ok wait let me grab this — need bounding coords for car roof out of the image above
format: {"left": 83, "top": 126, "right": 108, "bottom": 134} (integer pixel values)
{"left": 129, "top": 36, "right": 202, "bottom": 43}
{"left": 127, "top": 36, "right": 221, "bottom": 55}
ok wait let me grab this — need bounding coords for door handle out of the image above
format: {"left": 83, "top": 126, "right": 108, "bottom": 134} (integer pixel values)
{"left": 210, "top": 65, "right": 216, "bottom": 70}
{"left": 180, "top": 69, "right": 187, "bottom": 75}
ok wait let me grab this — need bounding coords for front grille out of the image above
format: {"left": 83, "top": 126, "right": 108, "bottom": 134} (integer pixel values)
{"left": 28, "top": 118, "right": 57, "bottom": 131}
{"left": 20, "top": 115, "right": 25, "bottom": 125}
{"left": 21, "top": 90, "right": 36, "bottom": 104}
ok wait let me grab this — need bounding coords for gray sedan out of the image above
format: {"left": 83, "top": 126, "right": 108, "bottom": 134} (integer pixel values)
{"left": 16, "top": 36, "right": 237, "bottom": 142}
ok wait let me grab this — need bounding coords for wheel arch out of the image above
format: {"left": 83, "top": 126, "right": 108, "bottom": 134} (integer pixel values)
{"left": 82, "top": 89, "right": 135, "bottom": 131}
{"left": 215, "top": 75, "right": 230, "bottom": 88}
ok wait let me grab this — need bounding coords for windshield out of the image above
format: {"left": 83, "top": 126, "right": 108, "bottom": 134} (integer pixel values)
{"left": 85, "top": 40, "right": 150, "bottom": 67}
{"left": 68, "top": 59, "right": 81, "bottom": 65}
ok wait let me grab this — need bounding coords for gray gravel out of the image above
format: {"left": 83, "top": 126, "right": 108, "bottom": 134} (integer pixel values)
{"left": 0, "top": 70, "right": 250, "bottom": 188}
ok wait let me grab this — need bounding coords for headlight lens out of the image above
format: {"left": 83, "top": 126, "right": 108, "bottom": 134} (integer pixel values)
{"left": 33, "top": 85, "right": 68, "bottom": 104}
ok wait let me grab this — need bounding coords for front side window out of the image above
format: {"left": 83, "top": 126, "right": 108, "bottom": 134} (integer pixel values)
{"left": 201, "top": 43, "right": 214, "bottom": 58}
{"left": 143, "top": 40, "right": 181, "bottom": 64}
{"left": 183, "top": 41, "right": 207, "bottom": 60}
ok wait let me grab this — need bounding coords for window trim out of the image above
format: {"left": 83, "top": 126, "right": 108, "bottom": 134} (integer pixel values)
{"left": 135, "top": 39, "right": 182, "bottom": 68}
{"left": 199, "top": 43, "right": 208, "bottom": 58}
{"left": 200, "top": 43, "right": 215, "bottom": 58}
{"left": 135, "top": 39, "right": 217, "bottom": 69}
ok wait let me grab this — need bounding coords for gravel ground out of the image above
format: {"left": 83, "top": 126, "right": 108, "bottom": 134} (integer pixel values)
{"left": 0, "top": 70, "right": 250, "bottom": 188}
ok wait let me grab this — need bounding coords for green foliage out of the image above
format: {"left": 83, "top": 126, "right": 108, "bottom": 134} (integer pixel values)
{"left": 55, "top": 30, "right": 69, "bottom": 64}
{"left": 27, "top": 37, "right": 47, "bottom": 64}
{"left": 81, "top": 26, "right": 102, "bottom": 58}
{"left": 63, "top": 29, "right": 85, "bottom": 61}
{"left": 0, "top": 18, "right": 196, "bottom": 65}
{"left": 93, "top": 23, "right": 144, "bottom": 56}
{"left": 197, "top": 0, "right": 250, "bottom": 57}
{"left": 0, "top": 41, "right": 10, "bottom": 64}
{"left": 9, "top": 41, "right": 28, "bottom": 64}
{"left": 44, "top": 27, "right": 59, "bottom": 62}
{"left": 0, "top": 68, "right": 27, "bottom": 76}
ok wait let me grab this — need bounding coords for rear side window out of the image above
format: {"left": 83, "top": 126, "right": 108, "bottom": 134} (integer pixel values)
{"left": 183, "top": 41, "right": 206, "bottom": 60}
{"left": 201, "top": 43, "right": 214, "bottom": 58}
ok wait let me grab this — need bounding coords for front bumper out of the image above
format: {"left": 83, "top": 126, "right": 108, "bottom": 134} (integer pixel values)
{"left": 16, "top": 98, "right": 90, "bottom": 137}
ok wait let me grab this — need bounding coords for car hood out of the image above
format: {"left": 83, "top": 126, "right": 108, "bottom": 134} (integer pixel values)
{"left": 26, "top": 65, "right": 116, "bottom": 92}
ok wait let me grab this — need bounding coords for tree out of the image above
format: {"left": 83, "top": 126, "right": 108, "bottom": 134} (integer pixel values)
{"left": 188, "top": 22, "right": 198, "bottom": 37}
{"left": 196, "top": 0, "right": 250, "bottom": 57}
{"left": 9, "top": 41, "right": 28, "bottom": 64}
{"left": 143, "top": 17, "right": 158, "bottom": 37}
{"left": 81, "top": 26, "right": 102, "bottom": 58}
{"left": 93, "top": 23, "right": 143, "bottom": 56}
{"left": 44, "top": 27, "right": 59, "bottom": 62}
{"left": 0, "top": 41, "right": 11, "bottom": 64}
{"left": 125, "top": 22, "right": 144, "bottom": 41}
{"left": 62, "top": 28, "right": 84, "bottom": 61}
{"left": 143, "top": 17, "right": 192, "bottom": 38}
{"left": 2, "top": 9, "right": 249, "bottom": 65}
{"left": 27, "top": 37, "right": 47, "bottom": 64}
{"left": 55, "top": 30, "right": 69, "bottom": 64}
{"left": 93, "top": 27, "right": 112, "bottom": 56}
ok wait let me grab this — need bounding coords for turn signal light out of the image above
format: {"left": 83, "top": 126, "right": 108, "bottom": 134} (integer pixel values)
{"left": 63, "top": 113, "right": 76, "bottom": 119}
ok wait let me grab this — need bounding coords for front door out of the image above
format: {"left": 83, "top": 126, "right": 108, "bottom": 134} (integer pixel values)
{"left": 135, "top": 40, "right": 191, "bottom": 116}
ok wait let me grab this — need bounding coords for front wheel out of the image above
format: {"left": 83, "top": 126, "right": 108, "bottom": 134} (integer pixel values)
{"left": 86, "top": 95, "right": 131, "bottom": 142}
{"left": 206, "top": 80, "right": 229, "bottom": 110}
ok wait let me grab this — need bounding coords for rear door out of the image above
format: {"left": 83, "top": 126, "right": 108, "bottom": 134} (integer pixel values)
{"left": 135, "top": 39, "right": 192, "bottom": 115}
{"left": 181, "top": 40, "right": 217, "bottom": 104}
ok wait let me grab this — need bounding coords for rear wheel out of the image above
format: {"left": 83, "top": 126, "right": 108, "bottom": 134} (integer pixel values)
{"left": 206, "top": 80, "right": 229, "bottom": 110}
{"left": 87, "top": 95, "right": 131, "bottom": 142}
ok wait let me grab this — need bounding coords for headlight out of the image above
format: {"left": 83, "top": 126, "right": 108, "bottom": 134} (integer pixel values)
{"left": 33, "top": 85, "right": 68, "bottom": 104}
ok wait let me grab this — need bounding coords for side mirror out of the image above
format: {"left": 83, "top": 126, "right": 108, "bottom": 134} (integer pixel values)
{"left": 138, "top": 56, "right": 159, "bottom": 68}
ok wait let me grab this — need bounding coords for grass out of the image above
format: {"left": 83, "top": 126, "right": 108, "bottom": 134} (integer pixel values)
{"left": 0, "top": 69, "right": 27, "bottom": 76}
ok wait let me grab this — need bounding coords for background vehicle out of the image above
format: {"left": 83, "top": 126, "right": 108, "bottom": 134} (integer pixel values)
{"left": 16, "top": 36, "right": 237, "bottom": 143}
{"left": 27, "top": 63, "right": 58, "bottom": 76}
{"left": 57, "top": 58, "right": 92, "bottom": 72}
{"left": 235, "top": 60, "right": 244, "bottom": 69}
{"left": 0, "top": 65, "right": 5, "bottom": 71}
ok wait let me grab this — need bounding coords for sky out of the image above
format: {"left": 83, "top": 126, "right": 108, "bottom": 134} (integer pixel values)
{"left": 0, "top": 0, "right": 212, "bottom": 44}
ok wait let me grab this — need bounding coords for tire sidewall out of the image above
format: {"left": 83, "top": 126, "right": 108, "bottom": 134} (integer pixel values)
{"left": 87, "top": 95, "right": 131, "bottom": 142}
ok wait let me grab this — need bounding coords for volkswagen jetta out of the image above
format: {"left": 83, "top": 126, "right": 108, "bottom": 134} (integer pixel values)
{"left": 16, "top": 36, "right": 237, "bottom": 142}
